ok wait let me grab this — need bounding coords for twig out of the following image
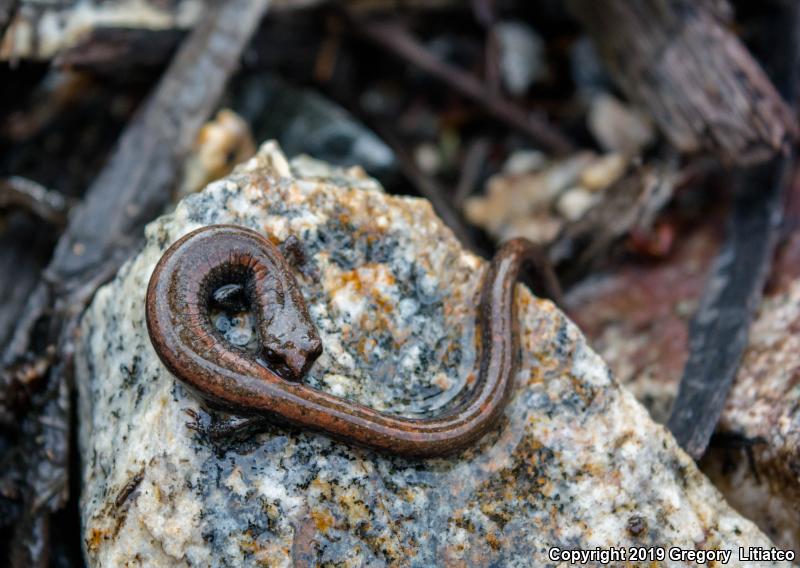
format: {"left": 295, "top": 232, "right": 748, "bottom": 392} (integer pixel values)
{"left": 0, "top": 177, "right": 71, "bottom": 227}
{"left": 471, "top": 0, "right": 501, "bottom": 96}
{"left": 350, "top": 17, "right": 575, "bottom": 155}
{"left": 666, "top": 1, "right": 799, "bottom": 459}
{"left": 454, "top": 137, "right": 490, "bottom": 206}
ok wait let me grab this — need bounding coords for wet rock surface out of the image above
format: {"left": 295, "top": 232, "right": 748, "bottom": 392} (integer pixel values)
{"left": 76, "top": 143, "right": 783, "bottom": 566}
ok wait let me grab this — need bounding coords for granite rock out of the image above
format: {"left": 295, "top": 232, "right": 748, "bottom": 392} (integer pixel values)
{"left": 567, "top": 222, "right": 800, "bottom": 551}
{"left": 76, "top": 142, "right": 784, "bottom": 566}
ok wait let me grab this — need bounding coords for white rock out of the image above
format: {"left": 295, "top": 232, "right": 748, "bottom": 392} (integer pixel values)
{"left": 557, "top": 186, "right": 598, "bottom": 221}
{"left": 495, "top": 21, "right": 545, "bottom": 96}
{"left": 589, "top": 94, "right": 655, "bottom": 155}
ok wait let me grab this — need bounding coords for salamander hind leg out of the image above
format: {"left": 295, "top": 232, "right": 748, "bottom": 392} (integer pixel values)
{"left": 184, "top": 408, "right": 274, "bottom": 453}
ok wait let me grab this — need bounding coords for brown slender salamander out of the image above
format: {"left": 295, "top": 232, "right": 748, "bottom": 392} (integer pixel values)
{"left": 145, "top": 224, "right": 558, "bottom": 458}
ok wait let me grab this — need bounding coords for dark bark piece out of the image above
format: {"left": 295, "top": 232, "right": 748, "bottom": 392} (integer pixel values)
{"left": 351, "top": 17, "right": 575, "bottom": 156}
{"left": 9, "top": 512, "right": 48, "bottom": 568}
{"left": 667, "top": 156, "right": 789, "bottom": 458}
{"left": 666, "top": 1, "right": 799, "bottom": 459}
{"left": 569, "top": 0, "right": 796, "bottom": 166}
{"left": 0, "top": 346, "right": 55, "bottom": 425}
{"left": 45, "top": 0, "right": 271, "bottom": 298}
{"left": 0, "top": 217, "right": 53, "bottom": 355}
{"left": 54, "top": 27, "right": 185, "bottom": 75}
{"left": 6, "top": 366, "right": 69, "bottom": 568}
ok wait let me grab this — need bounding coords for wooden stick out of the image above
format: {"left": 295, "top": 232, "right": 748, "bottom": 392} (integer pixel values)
{"left": 666, "top": 1, "right": 799, "bottom": 459}
{"left": 569, "top": 0, "right": 796, "bottom": 166}
{"left": 0, "top": 177, "right": 71, "bottom": 227}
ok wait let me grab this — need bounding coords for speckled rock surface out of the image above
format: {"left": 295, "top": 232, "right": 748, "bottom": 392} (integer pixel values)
{"left": 567, "top": 223, "right": 800, "bottom": 552}
{"left": 76, "top": 143, "right": 785, "bottom": 567}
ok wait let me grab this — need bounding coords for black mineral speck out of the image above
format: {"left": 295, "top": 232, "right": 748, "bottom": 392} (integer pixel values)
{"left": 626, "top": 514, "right": 647, "bottom": 537}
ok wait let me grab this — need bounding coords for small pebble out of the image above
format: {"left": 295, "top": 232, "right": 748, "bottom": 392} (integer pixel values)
{"left": 557, "top": 187, "right": 598, "bottom": 221}
{"left": 588, "top": 94, "right": 655, "bottom": 155}
{"left": 580, "top": 153, "right": 627, "bottom": 191}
